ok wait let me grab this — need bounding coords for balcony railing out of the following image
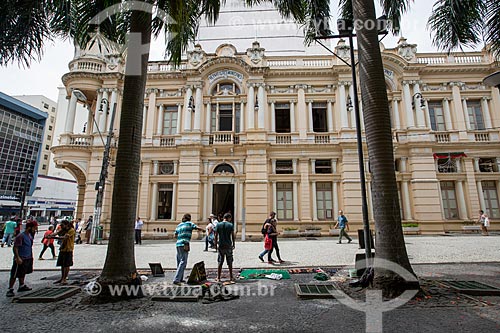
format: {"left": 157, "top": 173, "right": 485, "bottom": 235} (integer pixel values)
{"left": 314, "top": 134, "right": 330, "bottom": 144}
{"left": 69, "top": 59, "right": 104, "bottom": 73}
{"left": 434, "top": 132, "right": 451, "bottom": 143}
{"left": 209, "top": 133, "right": 239, "bottom": 144}
{"left": 276, "top": 134, "right": 292, "bottom": 144}
{"left": 416, "top": 52, "right": 487, "bottom": 65}
{"left": 474, "top": 132, "right": 490, "bottom": 142}
{"left": 68, "top": 134, "right": 93, "bottom": 146}
{"left": 160, "top": 136, "right": 176, "bottom": 147}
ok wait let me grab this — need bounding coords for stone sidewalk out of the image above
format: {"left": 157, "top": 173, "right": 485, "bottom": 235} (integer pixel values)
{"left": 1, "top": 233, "right": 499, "bottom": 270}
{"left": 0, "top": 262, "right": 499, "bottom": 333}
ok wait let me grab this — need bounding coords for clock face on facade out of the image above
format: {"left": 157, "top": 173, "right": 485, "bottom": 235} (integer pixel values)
{"left": 159, "top": 162, "right": 174, "bottom": 175}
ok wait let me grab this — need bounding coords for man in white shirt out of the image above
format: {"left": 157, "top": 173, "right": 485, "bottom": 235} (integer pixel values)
{"left": 135, "top": 217, "right": 144, "bottom": 245}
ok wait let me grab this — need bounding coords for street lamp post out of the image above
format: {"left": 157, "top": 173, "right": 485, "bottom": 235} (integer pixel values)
{"left": 315, "top": 18, "right": 388, "bottom": 265}
{"left": 72, "top": 89, "right": 117, "bottom": 244}
{"left": 91, "top": 98, "right": 117, "bottom": 244}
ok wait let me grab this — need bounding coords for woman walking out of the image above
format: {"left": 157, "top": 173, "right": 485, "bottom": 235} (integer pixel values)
{"left": 39, "top": 225, "right": 56, "bottom": 260}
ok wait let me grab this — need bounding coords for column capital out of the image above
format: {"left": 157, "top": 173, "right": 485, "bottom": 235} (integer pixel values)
{"left": 306, "top": 99, "right": 314, "bottom": 104}
{"left": 443, "top": 97, "right": 452, "bottom": 101}
{"left": 481, "top": 96, "right": 492, "bottom": 101}
{"left": 401, "top": 80, "right": 412, "bottom": 85}
{"left": 146, "top": 88, "right": 159, "bottom": 95}
{"left": 240, "top": 99, "right": 246, "bottom": 104}
{"left": 327, "top": 99, "right": 335, "bottom": 103}
{"left": 295, "top": 84, "right": 308, "bottom": 90}
{"left": 448, "top": 81, "right": 465, "bottom": 88}
{"left": 289, "top": 99, "right": 297, "bottom": 104}
{"left": 393, "top": 97, "right": 401, "bottom": 101}
{"left": 461, "top": 97, "right": 469, "bottom": 101}
{"left": 338, "top": 81, "right": 351, "bottom": 86}
{"left": 176, "top": 102, "right": 183, "bottom": 107}
{"left": 269, "top": 100, "right": 275, "bottom": 104}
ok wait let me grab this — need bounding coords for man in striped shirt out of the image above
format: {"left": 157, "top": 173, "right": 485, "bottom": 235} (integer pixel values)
{"left": 173, "top": 213, "right": 201, "bottom": 285}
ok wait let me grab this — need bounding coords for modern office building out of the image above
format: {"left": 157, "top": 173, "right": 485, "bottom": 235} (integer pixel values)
{"left": 51, "top": 3, "right": 500, "bottom": 237}
{"left": 0, "top": 91, "right": 47, "bottom": 217}
{"left": 13, "top": 95, "right": 57, "bottom": 176}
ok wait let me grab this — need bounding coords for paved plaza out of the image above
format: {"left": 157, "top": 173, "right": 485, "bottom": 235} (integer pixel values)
{"left": 1, "top": 230, "right": 499, "bottom": 270}
{"left": 1, "top": 231, "right": 500, "bottom": 333}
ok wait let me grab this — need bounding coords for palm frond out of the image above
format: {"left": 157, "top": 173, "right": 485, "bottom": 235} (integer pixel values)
{"left": 0, "top": 1, "right": 52, "bottom": 67}
{"left": 483, "top": 0, "right": 500, "bottom": 58}
{"left": 338, "top": 0, "right": 353, "bottom": 22}
{"left": 380, "top": 0, "right": 414, "bottom": 34}
{"left": 427, "top": 0, "right": 485, "bottom": 53}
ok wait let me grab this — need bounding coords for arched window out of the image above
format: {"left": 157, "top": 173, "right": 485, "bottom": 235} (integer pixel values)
{"left": 214, "top": 163, "right": 235, "bottom": 174}
{"left": 211, "top": 82, "right": 240, "bottom": 96}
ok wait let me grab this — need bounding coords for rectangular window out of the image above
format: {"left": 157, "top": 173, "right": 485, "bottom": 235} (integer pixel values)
{"left": 479, "top": 158, "right": 498, "bottom": 172}
{"left": 482, "top": 180, "right": 499, "bottom": 218}
{"left": 315, "top": 160, "right": 332, "bottom": 174}
{"left": 235, "top": 103, "right": 241, "bottom": 133}
{"left": 467, "top": 101, "right": 485, "bottom": 130}
{"left": 440, "top": 181, "right": 459, "bottom": 219}
{"left": 275, "top": 103, "right": 291, "bottom": 133}
{"left": 162, "top": 106, "right": 178, "bottom": 135}
{"left": 316, "top": 182, "right": 333, "bottom": 220}
{"left": 157, "top": 183, "right": 173, "bottom": 219}
{"left": 277, "top": 182, "right": 293, "bottom": 220}
{"left": 428, "top": 102, "right": 446, "bottom": 131}
{"left": 42, "top": 164, "right": 47, "bottom": 170}
{"left": 312, "top": 102, "right": 327, "bottom": 132}
{"left": 219, "top": 104, "right": 233, "bottom": 131}
{"left": 44, "top": 154, "right": 48, "bottom": 160}
{"left": 276, "top": 160, "right": 293, "bottom": 174}
{"left": 48, "top": 126, "right": 53, "bottom": 131}
{"left": 47, "top": 135, "right": 51, "bottom": 141}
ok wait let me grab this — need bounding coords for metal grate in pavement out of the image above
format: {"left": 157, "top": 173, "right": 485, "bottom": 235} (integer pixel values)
{"left": 151, "top": 286, "right": 202, "bottom": 302}
{"left": 294, "top": 283, "right": 336, "bottom": 299}
{"left": 13, "top": 286, "right": 81, "bottom": 303}
{"left": 435, "top": 280, "right": 500, "bottom": 296}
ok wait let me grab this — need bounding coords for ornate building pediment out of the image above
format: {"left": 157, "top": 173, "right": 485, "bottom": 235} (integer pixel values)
{"left": 187, "top": 44, "right": 206, "bottom": 67}
{"left": 246, "top": 41, "right": 265, "bottom": 65}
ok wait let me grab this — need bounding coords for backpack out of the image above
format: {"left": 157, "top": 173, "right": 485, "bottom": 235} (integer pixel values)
{"left": 261, "top": 220, "right": 269, "bottom": 235}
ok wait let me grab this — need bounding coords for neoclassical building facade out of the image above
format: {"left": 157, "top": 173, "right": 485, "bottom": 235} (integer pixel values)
{"left": 52, "top": 37, "right": 500, "bottom": 237}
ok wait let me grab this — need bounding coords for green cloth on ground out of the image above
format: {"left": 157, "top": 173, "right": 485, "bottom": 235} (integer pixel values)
{"left": 239, "top": 269, "right": 291, "bottom": 280}
{"left": 313, "top": 272, "right": 330, "bottom": 281}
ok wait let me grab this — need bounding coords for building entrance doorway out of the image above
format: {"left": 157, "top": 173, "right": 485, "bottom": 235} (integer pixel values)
{"left": 212, "top": 184, "right": 234, "bottom": 218}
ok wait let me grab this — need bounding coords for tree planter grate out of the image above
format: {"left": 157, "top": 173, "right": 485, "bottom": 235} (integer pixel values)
{"left": 13, "top": 286, "right": 80, "bottom": 303}
{"left": 151, "top": 286, "right": 202, "bottom": 302}
{"left": 295, "top": 283, "right": 336, "bottom": 299}
{"left": 435, "top": 280, "right": 500, "bottom": 296}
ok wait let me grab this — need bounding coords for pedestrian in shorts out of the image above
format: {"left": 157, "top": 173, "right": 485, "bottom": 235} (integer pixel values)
{"left": 6, "top": 220, "right": 38, "bottom": 297}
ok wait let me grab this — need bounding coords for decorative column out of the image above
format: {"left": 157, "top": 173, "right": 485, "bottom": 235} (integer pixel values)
{"left": 109, "top": 89, "right": 118, "bottom": 130}
{"left": 257, "top": 84, "right": 265, "bottom": 129}
{"left": 442, "top": 98, "right": 453, "bottom": 131}
{"left": 333, "top": 181, "right": 338, "bottom": 220}
{"left": 193, "top": 85, "right": 202, "bottom": 131}
{"left": 239, "top": 182, "right": 244, "bottom": 222}
{"left": 293, "top": 181, "right": 299, "bottom": 221}
{"left": 456, "top": 180, "right": 468, "bottom": 219}
{"left": 481, "top": 97, "right": 492, "bottom": 129}
{"left": 349, "top": 84, "right": 356, "bottom": 128}
{"left": 297, "top": 85, "right": 307, "bottom": 139}
{"left": 156, "top": 104, "right": 164, "bottom": 135}
{"left": 141, "top": 105, "right": 147, "bottom": 135}
{"left": 145, "top": 89, "right": 157, "bottom": 138}
{"left": 402, "top": 81, "right": 414, "bottom": 128}
{"left": 424, "top": 100, "right": 432, "bottom": 129}
{"left": 312, "top": 181, "right": 318, "bottom": 221}
{"left": 239, "top": 100, "right": 245, "bottom": 133}
{"left": 462, "top": 98, "right": 471, "bottom": 130}
{"left": 272, "top": 181, "right": 277, "bottom": 213}
{"left": 292, "top": 159, "right": 298, "bottom": 174}
{"left": 307, "top": 100, "right": 314, "bottom": 132}
{"left": 64, "top": 91, "right": 78, "bottom": 133}
{"left": 290, "top": 100, "right": 296, "bottom": 132}
{"left": 203, "top": 180, "right": 209, "bottom": 219}
{"left": 413, "top": 81, "right": 425, "bottom": 128}
{"left": 93, "top": 90, "right": 103, "bottom": 134}
{"left": 171, "top": 182, "right": 178, "bottom": 221}
{"left": 98, "top": 89, "right": 108, "bottom": 132}
{"left": 176, "top": 103, "right": 182, "bottom": 134}
{"left": 392, "top": 98, "right": 401, "bottom": 129}
{"left": 476, "top": 181, "right": 486, "bottom": 211}
{"left": 150, "top": 182, "right": 158, "bottom": 221}
{"left": 311, "top": 159, "right": 316, "bottom": 174}
{"left": 247, "top": 84, "right": 255, "bottom": 130}
{"left": 400, "top": 157, "right": 412, "bottom": 220}
{"left": 450, "top": 82, "right": 466, "bottom": 132}
{"left": 270, "top": 101, "right": 276, "bottom": 132}
{"left": 327, "top": 100, "right": 334, "bottom": 132}
{"left": 183, "top": 86, "right": 193, "bottom": 132}
{"left": 173, "top": 160, "right": 179, "bottom": 175}
{"left": 338, "top": 82, "right": 348, "bottom": 128}
{"left": 203, "top": 101, "right": 210, "bottom": 133}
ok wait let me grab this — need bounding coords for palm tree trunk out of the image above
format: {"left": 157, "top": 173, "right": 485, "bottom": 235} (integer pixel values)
{"left": 352, "top": 0, "right": 418, "bottom": 295}
{"left": 100, "top": 9, "right": 152, "bottom": 285}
